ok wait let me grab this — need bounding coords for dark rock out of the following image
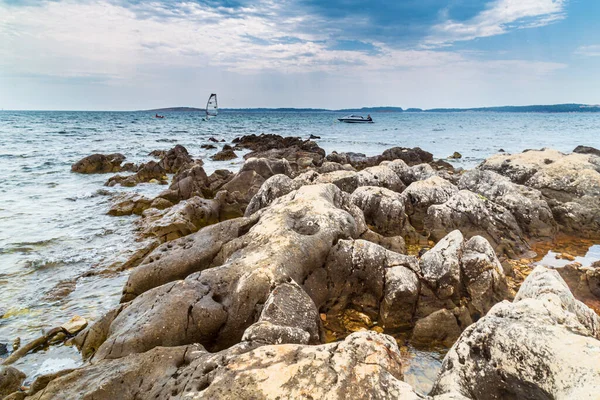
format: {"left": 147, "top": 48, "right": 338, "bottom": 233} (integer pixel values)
{"left": 201, "top": 144, "right": 217, "bottom": 150}
{"left": 574, "top": 145, "right": 600, "bottom": 157}
{"left": 208, "top": 137, "right": 221, "bottom": 143}
{"left": 0, "top": 366, "right": 25, "bottom": 398}
{"left": 71, "top": 153, "right": 125, "bottom": 174}
{"left": 411, "top": 309, "right": 461, "bottom": 347}
{"left": 105, "top": 161, "right": 167, "bottom": 187}
{"left": 148, "top": 149, "right": 166, "bottom": 158}
{"left": 210, "top": 148, "right": 238, "bottom": 161}
{"left": 158, "top": 144, "right": 194, "bottom": 173}
{"left": 448, "top": 151, "right": 462, "bottom": 159}
{"left": 309, "top": 134, "right": 321, "bottom": 139}
{"left": 108, "top": 193, "right": 152, "bottom": 216}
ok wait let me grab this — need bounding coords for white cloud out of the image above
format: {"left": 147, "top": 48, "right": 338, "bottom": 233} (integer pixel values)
{"left": 575, "top": 45, "right": 600, "bottom": 57}
{"left": 426, "top": 0, "right": 567, "bottom": 46}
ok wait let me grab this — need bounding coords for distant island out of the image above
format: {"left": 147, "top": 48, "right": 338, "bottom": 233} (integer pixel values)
{"left": 144, "top": 103, "right": 600, "bottom": 113}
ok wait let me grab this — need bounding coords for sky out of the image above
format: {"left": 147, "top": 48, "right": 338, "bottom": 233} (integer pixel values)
{"left": 1, "top": 0, "right": 599, "bottom": 110}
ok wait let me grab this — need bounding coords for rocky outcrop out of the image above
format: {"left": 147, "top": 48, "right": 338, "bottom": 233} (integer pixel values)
{"left": 556, "top": 261, "right": 600, "bottom": 313}
{"left": 458, "top": 169, "right": 557, "bottom": 239}
{"left": 479, "top": 148, "right": 600, "bottom": 237}
{"left": 325, "top": 147, "right": 434, "bottom": 170}
{"left": 573, "top": 145, "right": 600, "bottom": 157}
{"left": 138, "top": 196, "right": 219, "bottom": 242}
{"left": 108, "top": 193, "right": 152, "bottom": 216}
{"left": 71, "top": 153, "right": 125, "bottom": 174}
{"left": 105, "top": 161, "right": 167, "bottom": 187}
{"left": 431, "top": 266, "right": 600, "bottom": 399}
{"left": 157, "top": 144, "right": 194, "bottom": 173}
{"left": 0, "top": 366, "right": 25, "bottom": 398}
{"left": 157, "top": 161, "right": 212, "bottom": 203}
{"left": 76, "top": 184, "right": 362, "bottom": 359}
{"left": 232, "top": 134, "right": 326, "bottom": 169}
{"left": 401, "top": 176, "right": 458, "bottom": 233}
{"left": 424, "top": 190, "right": 531, "bottom": 258}
{"left": 210, "top": 145, "right": 238, "bottom": 161}
{"left": 22, "top": 332, "right": 422, "bottom": 400}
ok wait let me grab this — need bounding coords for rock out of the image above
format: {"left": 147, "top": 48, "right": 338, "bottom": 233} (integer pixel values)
{"left": 309, "top": 134, "right": 321, "bottom": 139}
{"left": 76, "top": 184, "right": 363, "bottom": 359}
{"left": 71, "top": 153, "right": 125, "bottom": 174}
{"left": 381, "top": 146, "right": 434, "bottom": 166}
{"left": 108, "top": 193, "right": 152, "bottom": 216}
{"left": 556, "top": 262, "right": 600, "bottom": 313}
{"left": 61, "top": 316, "right": 88, "bottom": 335}
{"left": 380, "top": 265, "right": 421, "bottom": 330}
{"left": 448, "top": 152, "right": 462, "bottom": 159}
{"left": 417, "top": 231, "right": 508, "bottom": 322}
{"left": 0, "top": 343, "right": 7, "bottom": 356}
{"left": 0, "top": 366, "right": 25, "bottom": 398}
{"left": 201, "top": 144, "right": 216, "bottom": 150}
{"left": 210, "top": 147, "right": 238, "bottom": 161}
{"left": 481, "top": 148, "right": 600, "bottom": 237}
{"left": 139, "top": 196, "right": 220, "bottom": 242}
{"left": 149, "top": 197, "right": 172, "bottom": 210}
{"left": 411, "top": 309, "right": 461, "bottom": 347}
{"left": 425, "top": 190, "right": 530, "bottom": 258}
{"left": 350, "top": 186, "right": 413, "bottom": 237}
{"left": 148, "top": 149, "right": 166, "bottom": 158}
{"left": 240, "top": 157, "right": 293, "bottom": 180}
{"left": 208, "top": 136, "right": 221, "bottom": 142}
{"left": 245, "top": 174, "right": 302, "bottom": 216}
{"left": 121, "top": 217, "right": 257, "bottom": 302}
{"left": 401, "top": 176, "right": 459, "bottom": 233}
{"left": 105, "top": 161, "right": 167, "bottom": 187}
{"left": 244, "top": 146, "right": 325, "bottom": 169}
{"left": 325, "top": 151, "right": 377, "bottom": 170}
{"left": 317, "top": 161, "right": 355, "bottom": 174}
{"left": 27, "top": 332, "right": 421, "bottom": 400}
{"left": 157, "top": 161, "right": 210, "bottom": 203}
{"left": 574, "top": 145, "right": 600, "bottom": 157}
{"left": 431, "top": 266, "right": 600, "bottom": 399}
{"left": 458, "top": 169, "right": 557, "bottom": 239}
{"left": 242, "top": 281, "right": 320, "bottom": 345}
{"left": 157, "top": 144, "right": 193, "bottom": 173}
{"left": 356, "top": 165, "right": 406, "bottom": 193}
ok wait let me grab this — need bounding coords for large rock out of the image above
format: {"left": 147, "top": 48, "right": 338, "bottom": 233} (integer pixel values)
{"left": 401, "top": 176, "right": 459, "bottom": 233}
{"left": 24, "top": 332, "right": 421, "bottom": 400}
{"left": 0, "top": 366, "right": 25, "bottom": 398}
{"left": 139, "top": 196, "right": 219, "bottom": 242}
{"left": 108, "top": 193, "right": 152, "bottom": 216}
{"left": 105, "top": 161, "right": 167, "bottom": 187}
{"left": 245, "top": 174, "right": 302, "bottom": 216}
{"left": 76, "top": 184, "right": 362, "bottom": 359}
{"left": 157, "top": 144, "right": 194, "bottom": 173}
{"left": 556, "top": 261, "right": 600, "bottom": 313}
{"left": 71, "top": 153, "right": 125, "bottom": 173}
{"left": 380, "top": 265, "right": 421, "bottom": 330}
{"left": 458, "top": 169, "right": 557, "bottom": 239}
{"left": 424, "top": 190, "right": 531, "bottom": 258}
{"left": 431, "top": 266, "right": 600, "bottom": 399}
{"left": 479, "top": 148, "right": 600, "bottom": 237}
{"left": 325, "top": 147, "right": 434, "bottom": 171}
{"left": 411, "top": 309, "right": 461, "bottom": 347}
{"left": 350, "top": 186, "right": 414, "bottom": 238}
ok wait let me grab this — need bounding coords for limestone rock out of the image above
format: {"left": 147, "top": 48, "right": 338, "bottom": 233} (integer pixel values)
{"left": 108, "top": 193, "right": 152, "bottom": 216}
{"left": 71, "top": 153, "right": 125, "bottom": 174}
{"left": 350, "top": 186, "right": 413, "bottom": 237}
{"left": 401, "top": 176, "right": 459, "bottom": 233}
{"left": 411, "top": 309, "right": 461, "bottom": 347}
{"left": 431, "top": 266, "right": 600, "bottom": 399}
{"left": 0, "top": 366, "right": 25, "bottom": 398}
{"left": 157, "top": 144, "right": 194, "bottom": 173}
{"left": 380, "top": 265, "right": 420, "bottom": 330}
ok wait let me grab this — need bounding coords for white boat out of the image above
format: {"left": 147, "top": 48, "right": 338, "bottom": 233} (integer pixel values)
{"left": 337, "top": 114, "right": 373, "bottom": 123}
{"left": 203, "top": 93, "right": 218, "bottom": 120}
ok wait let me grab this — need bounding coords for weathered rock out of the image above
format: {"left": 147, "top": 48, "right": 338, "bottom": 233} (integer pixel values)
{"left": 0, "top": 366, "right": 25, "bottom": 398}
{"left": 411, "top": 309, "right": 461, "bottom": 347}
{"left": 71, "top": 153, "right": 125, "bottom": 174}
{"left": 105, "top": 161, "right": 167, "bottom": 187}
{"left": 240, "top": 157, "right": 293, "bottom": 180}
{"left": 431, "top": 266, "right": 600, "bottom": 399}
{"left": 245, "top": 174, "right": 302, "bottom": 216}
{"left": 356, "top": 165, "right": 406, "bottom": 193}
{"left": 350, "top": 186, "right": 414, "bottom": 237}
{"left": 108, "top": 193, "right": 152, "bottom": 216}
{"left": 77, "top": 184, "right": 362, "bottom": 359}
{"left": 121, "top": 216, "right": 257, "bottom": 302}
{"left": 139, "top": 196, "right": 219, "bottom": 242}
{"left": 317, "top": 161, "right": 355, "bottom": 174}
{"left": 242, "top": 281, "right": 320, "bottom": 345}
{"left": 380, "top": 265, "right": 421, "bottom": 330}
{"left": 420, "top": 230, "right": 464, "bottom": 302}
{"left": 157, "top": 144, "right": 194, "bottom": 173}
{"left": 210, "top": 147, "right": 238, "bottom": 161}
{"left": 480, "top": 148, "right": 600, "bottom": 237}
{"left": 556, "top": 262, "right": 600, "bottom": 313}
{"left": 200, "top": 143, "right": 216, "bottom": 150}
{"left": 28, "top": 332, "right": 421, "bottom": 400}
{"left": 425, "top": 190, "right": 530, "bottom": 258}
{"left": 381, "top": 146, "right": 434, "bottom": 166}
{"left": 449, "top": 152, "right": 462, "bottom": 159}
{"left": 458, "top": 169, "right": 557, "bottom": 239}
{"left": 157, "top": 161, "right": 210, "bottom": 203}
{"left": 401, "top": 176, "right": 459, "bottom": 233}
{"left": 574, "top": 145, "right": 600, "bottom": 157}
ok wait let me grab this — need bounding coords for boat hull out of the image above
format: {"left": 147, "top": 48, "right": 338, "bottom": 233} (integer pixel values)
{"left": 337, "top": 119, "right": 373, "bottom": 123}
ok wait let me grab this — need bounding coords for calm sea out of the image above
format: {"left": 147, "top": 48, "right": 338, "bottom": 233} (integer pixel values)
{"left": 1, "top": 110, "right": 600, "bottom": 383}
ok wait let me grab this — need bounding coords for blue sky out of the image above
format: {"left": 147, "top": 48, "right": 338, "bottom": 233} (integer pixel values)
{"left": 0, "top": 0, "right": 599, "bottom": 110}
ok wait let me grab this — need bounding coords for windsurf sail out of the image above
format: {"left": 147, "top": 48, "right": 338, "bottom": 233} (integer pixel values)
{"left": 206, "top": 93, "right": 218, "bottom": 118}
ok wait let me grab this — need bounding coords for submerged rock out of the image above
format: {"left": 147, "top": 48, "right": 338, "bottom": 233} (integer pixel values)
{"left": 431, "top": 266, "right": 600, "bottom": 399}
{"left": 71, "top": 153, "right": 125, "bottom": 174}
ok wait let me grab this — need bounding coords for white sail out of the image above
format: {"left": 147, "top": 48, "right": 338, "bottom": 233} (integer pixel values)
{"left": 206, "top": 93, "right": 218, "bottom": 118}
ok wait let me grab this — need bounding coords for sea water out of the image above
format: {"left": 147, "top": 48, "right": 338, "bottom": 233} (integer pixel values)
{"left": 1, "top": 110, "right": 600, "bottom": 387}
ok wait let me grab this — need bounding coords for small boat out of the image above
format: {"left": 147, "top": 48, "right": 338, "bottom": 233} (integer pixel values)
{"left": 337, "top": 114, "right": 373, "bottom": 123}
{"left": 203, "top": 93, "right": 218, "bottom": 121}
{"left": 155, "top": 114, "right": 164, "bottom": 119}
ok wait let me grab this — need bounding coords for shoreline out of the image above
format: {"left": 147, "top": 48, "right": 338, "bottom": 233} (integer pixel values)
{"left": 1, "top": 134, "right": 600, "bottom": 398}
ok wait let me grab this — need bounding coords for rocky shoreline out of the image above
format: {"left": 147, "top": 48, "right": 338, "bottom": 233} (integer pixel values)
{"left": 2, "top": 135, "right": 600, "bottom": 399}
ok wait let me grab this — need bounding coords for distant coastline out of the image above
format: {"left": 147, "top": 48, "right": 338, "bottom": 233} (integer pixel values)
{"left": 144, "top": 103, "right": 600, "bottom": 113}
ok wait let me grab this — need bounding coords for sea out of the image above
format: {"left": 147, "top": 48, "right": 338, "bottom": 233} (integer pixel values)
{"left": 1, "top": 110, "right": 600, "bottom": 392}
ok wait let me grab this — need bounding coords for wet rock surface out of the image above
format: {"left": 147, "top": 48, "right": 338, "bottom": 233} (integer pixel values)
{"left": 71, "top": 153, "right": 125, "bottom": 174}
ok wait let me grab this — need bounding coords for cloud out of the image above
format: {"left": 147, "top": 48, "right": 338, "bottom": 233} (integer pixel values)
{"left": 426, "top": 0, "right": 567, "bottom": 46}
{"left": 575, "top": 45, "right": 600, "bottom": 57}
